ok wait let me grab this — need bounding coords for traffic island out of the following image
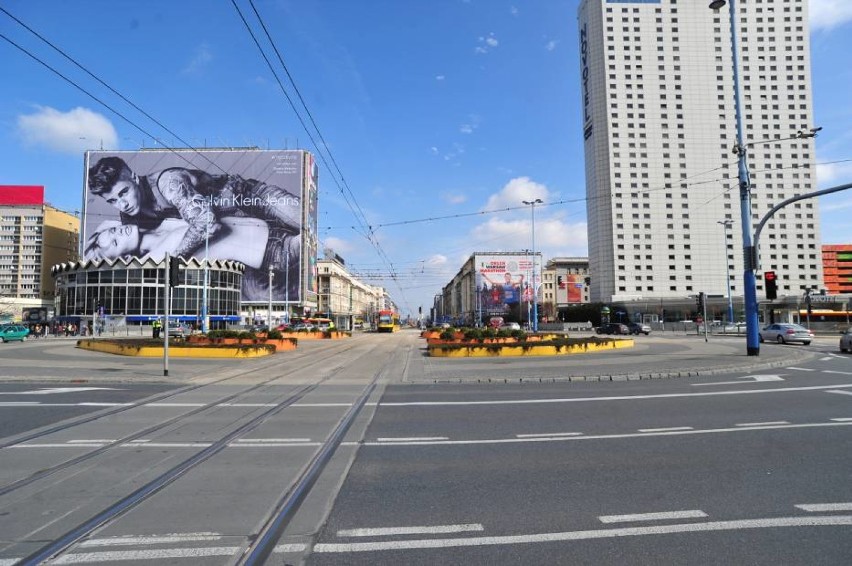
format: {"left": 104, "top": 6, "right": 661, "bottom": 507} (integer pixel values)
{"left": 77, "top": 338, "right": 279, "bottom": 358}
{"left": 428, "top": 336, "right": 634, "bottom": 358}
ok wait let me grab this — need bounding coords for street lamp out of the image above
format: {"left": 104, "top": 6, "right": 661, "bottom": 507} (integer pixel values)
{"left": 522, "top": 198, "right": 543, "bottom": 332}
{"left": 709, "top": 0, "right": 759, "bottom": 355}
{"left": 717, "top": 219, "right": 734, "bottom": 324}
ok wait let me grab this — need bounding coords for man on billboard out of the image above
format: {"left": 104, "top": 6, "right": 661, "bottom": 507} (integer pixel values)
{"left": 87, "top": 156, "right": 300, "bottom": 259}
{"left": 480, "top": 271, "right": 524, "bottom": 305}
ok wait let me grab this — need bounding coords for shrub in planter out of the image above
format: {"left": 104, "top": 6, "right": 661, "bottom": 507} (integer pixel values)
{"left": 267, "top": 329, "right": 283, "bottom": 340}
{"left": 439, "top": 328, "right": 456, "bottom": 341}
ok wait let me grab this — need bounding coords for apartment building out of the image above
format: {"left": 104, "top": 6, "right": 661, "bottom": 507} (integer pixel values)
{"left": 0, "top": 186, "right": 79, "bottom": 322}
{"left": 317, "top": 254, "right": 387, "bottom": 330}
{"left": 578, "top": 0, "right": 821, "bottom": 303}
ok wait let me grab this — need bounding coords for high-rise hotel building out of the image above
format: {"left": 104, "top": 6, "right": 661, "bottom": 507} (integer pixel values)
{"left": 578, "top": 0, "right": 821, "bottom": 303}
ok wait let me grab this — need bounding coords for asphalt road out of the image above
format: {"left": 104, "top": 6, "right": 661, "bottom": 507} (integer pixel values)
{"left": 0, "top": 331, "right": 849, "bottom": 565}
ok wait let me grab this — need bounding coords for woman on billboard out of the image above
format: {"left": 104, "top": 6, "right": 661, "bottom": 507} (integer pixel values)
{"left": 84, "top": 216, "right": 298, "bottom": 301}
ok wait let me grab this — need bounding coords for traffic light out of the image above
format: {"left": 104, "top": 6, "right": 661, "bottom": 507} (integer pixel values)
{"left": 168, "top": 256, "right": 181, "bottom": 287}
{"left": 764, "top": 271, "right": 777, "bottom": 300}
{"left": 696, "top": 292, "right": 706, "bottom": 313}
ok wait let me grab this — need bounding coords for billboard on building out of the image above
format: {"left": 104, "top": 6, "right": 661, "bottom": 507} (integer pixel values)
{"left": 0, "top": 185, "right": 44, "bottom": 205}
{"left": 473, "top": 253, "right": 540, "bottom": 316}
{"left": 82, "top": 149, "right": 314, "bottom": 303}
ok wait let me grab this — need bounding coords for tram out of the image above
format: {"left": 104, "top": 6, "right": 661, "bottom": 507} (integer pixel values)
{"left": 376, "top": 309, "right": 401, "bottom": 332}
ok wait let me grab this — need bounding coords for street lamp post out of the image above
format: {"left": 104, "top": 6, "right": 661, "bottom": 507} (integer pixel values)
{"left": 710, "top": 0, "right": 759, "bottom": 355}
{"left": 522, "top": 199, "right": 543, "bottom": 332}
{"left": 717, "top": 219, "right": 734, "bottom": 323}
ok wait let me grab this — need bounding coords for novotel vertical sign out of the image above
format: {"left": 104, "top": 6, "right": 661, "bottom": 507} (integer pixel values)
{"left": 579, "top": 22, "right": 593, "bottom": 140}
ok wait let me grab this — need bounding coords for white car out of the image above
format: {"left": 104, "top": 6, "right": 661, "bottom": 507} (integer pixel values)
{"left": 504, "top": 322, "right": 522, "bottom": 331}
{"left": 759, "top": 323, "right": 814, "bottom": 345}
{"left": 840, "top": 327, "right": 852, "bottom": 353}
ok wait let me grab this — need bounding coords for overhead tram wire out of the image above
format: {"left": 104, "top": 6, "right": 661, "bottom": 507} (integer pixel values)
{"left": 246, "top": 0, "right": 374, "bottom": 239}
{"left": 230, "top": 0, "right": 412, "bottom": 312}
{"left": 0, "top": 6, "right": 232, "bottom": 176}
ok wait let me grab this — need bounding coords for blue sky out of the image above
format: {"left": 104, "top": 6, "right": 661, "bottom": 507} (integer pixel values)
{"left": 1, "top": 0, "right": 851, "bottom": 316}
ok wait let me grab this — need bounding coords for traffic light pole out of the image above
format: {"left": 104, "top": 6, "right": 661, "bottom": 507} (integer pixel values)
{"left": 163, "top": 255, "right": 170, "bottom": 377}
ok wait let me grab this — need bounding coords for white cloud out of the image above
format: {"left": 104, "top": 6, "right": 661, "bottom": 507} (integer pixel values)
{"left": 435, "top": 75, "right": 445, "bottom": 81}
{"left": 510, "top": 6, "right": 519, "bottom": 16}
{"left": 460, "top": 124, "right": 474, "bottom": 134}
{"left": 475, "top": 33, "right": 499, "bottom": 54}
{"left": 816, "top": 159, "right": 852, "bottom": 187}
{"left": 469, "top": 177, "right": 587, "bottom": 258}
{"left": 322, "top": 236, "right": 353, "bottom": 255}
{"left": 482, "top": 177, "right": 549, "bottom": 211}
{"left": 182, "top": 43, "right": 213, "bottom": 75}
{"left": 441, "top": 192, "right": 467, "bottom": 205}
{"left": 810, "top": 0, "right": 852, "bottom": 31}
{"left": 427, "top": 254, "right": 448, "bottom": 266}
{"left": 430, "top": 146, "right": 439, "bottom": 155}
{"left": 545, "top": 40, "right": 559, "bottom": 51}
{"left": 17, "top": 106, "right": 118, "bottom": 154}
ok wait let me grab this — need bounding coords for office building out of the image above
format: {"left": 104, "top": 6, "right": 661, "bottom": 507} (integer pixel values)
{"left": 822, "top": 244, "right": 852, "bottom": 295}
{"left": 317, "top": 253, "right": 387, "bottom": 330}
{"left": 578, "top": 0, "right": 821, "bottom": 303}
{"left": 0, "top": 185, "right": 79, "bottom": 323}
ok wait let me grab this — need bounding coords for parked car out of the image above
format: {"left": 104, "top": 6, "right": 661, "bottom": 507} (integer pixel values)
{"left": 627, "top": 322, "right": 651, "bottom": 335}
{"left": 596, "top": 323, "right": 630, "bottom": 335}
{"left": 167, "top": 321, "right": 190, "bottom": 338}
{"left": 840, "top": 327, "right": 852, "bottom": 353}
{"left": 504, "top": 322, "right": 521, "bottom": 331}
{"left": 0, "top": 325, "right": 30, "bottom": 342}
{"left": 758, "top": 323, "right": 814, "bottom": 345}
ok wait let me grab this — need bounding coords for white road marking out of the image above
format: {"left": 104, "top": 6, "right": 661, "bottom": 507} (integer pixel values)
{"left": 516, "top": 432, "right": 583, "bottom": 438}
{"left": 0, "top": 402, "right": 47, "bottom": 406}
{"left": 693, "top": 375, "right": 785, "bottom": 387}
{"left": 230, "top": 443, "right": 321, "bottom": 448}
{"left": 353, "top": 421, "right": 852, "bottom": 447}
{"left": 68, "top": 439, "right": 116, "bottom": 444}
{"left": 0, "top": 387, "right": 117, "bottom": 395}
{"left": 52, "top": 546, "right": 239, "bottom": 563}
{"left": 79, "top": 402, "right": 133, "bottom": 407}
{"left": 379, "top": 384, "right": 852, "bottom": 406}
{"left": 146, "top": 403, "right": 205, "bottom": 407}
{"left": 823, "top": 370, "right": 852, "bottom": 376}
{"left": 827, "top": 390, "right": 852, "bottom": 397}
{"left": 235, "top": 438, "right": 311, "bottom": 443}
{"left": 312, "top": 516, "right": 852, "bottom": 553}
{"left": 217, "top": 403, "right": 276, "bottom": 407}
{"left": 337, "top": 524, "right": 484, "bottom": 537}
{"left": 830, "top": 418, "right": 852, "bottom": 422}
{"left": 795, "top": 503, "right": 852, "bottom": 512}
{"left": 0, "top": 559, "right": 20, "bottom": 566}
{"left": 274, "top": 543, "right": 308, "bottom": 553}
{"left": 119, "top": 442, "right": 211, "bottom": 448}
{"left": 735, "top": 421, "right": 790, "bottom": 427}
{"left": 80, "top": 533, "right": 222, "bottom": 547}
{"left": 599, "top": 510, "right": 707, "bottom": 524}
{"left": 637, "top": 427, "right": 694, "bottom": 433}
{"left": 13, "top": 443, "right": 108, "bottom": 448}
{"left": 785, "top": 367, "right": 815, "bottom": 371}
{"left": 820, "top": 357, "right": 834, "bottom": 361}
{"left": 292, "top": 403, "right": 353, "bottom": 407}
{"left": 377, "top": 437, "right": 450, "bottom": 442}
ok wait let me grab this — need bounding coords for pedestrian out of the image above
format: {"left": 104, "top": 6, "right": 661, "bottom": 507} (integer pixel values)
{"left": 152, "top": 319, "right": 162, "bottom": 339}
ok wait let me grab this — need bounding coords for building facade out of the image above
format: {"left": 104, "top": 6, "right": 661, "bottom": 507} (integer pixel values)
{"left": 434, "top": 252, "right": 542, "bottom": 326}
{"left": 316, "top": 255, "right": 386, "bottom": 330}
{"left": 578, "top": 0, "right": 821, "bottom": 303}
{"left": 542, "top": 257, "right": 591, "bottom": 321}
{"left": 51, "top": 257, "right": 245, "bottom": 330}
{"left": 0, "top": 186, "right": 79, "bottom": 323}
{"left": 823, "top": 244, "right": 852, "bottom": 295}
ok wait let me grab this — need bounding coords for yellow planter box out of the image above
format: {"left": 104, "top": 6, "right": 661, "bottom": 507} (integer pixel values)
{"left": 429, "top": 339, "right": 634, "bottom": 357}
{"left": 77, "top": 339, "right": 275, "bottom": 358}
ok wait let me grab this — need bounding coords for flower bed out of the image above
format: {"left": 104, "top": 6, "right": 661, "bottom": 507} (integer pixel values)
{"left": 77, "top": 338, "right": 276, "bottom": 358}
{"left": 428, "top": 336, "right": 633, "bottom": 358}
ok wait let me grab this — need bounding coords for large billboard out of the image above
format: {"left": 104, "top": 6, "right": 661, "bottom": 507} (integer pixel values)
{"left": 474, "top": 253, "right": 540, "bottom": 316}
{"left": 82, "top": 149, "right": 313, "bottom": 303}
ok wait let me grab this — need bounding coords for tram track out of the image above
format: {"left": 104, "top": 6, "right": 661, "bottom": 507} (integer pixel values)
{"left": 7, "top": 336, "right": 394, "bottom": 565}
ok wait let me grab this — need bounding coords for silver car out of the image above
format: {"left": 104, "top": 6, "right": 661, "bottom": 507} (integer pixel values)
{"left": 840, "top": 327, "right": 852, "bottom": 353}
{"left": 759, "top": 323, "right": 814, "bottom": 345}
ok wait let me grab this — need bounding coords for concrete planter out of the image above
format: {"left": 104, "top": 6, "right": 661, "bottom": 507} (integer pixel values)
{"left": 428, "top": 338, "right": 634, "bottom": 358}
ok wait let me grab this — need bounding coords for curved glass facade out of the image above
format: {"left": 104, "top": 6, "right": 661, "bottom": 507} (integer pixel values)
{"left": 51, "top": 257, "right": 244, "bottom": 324}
